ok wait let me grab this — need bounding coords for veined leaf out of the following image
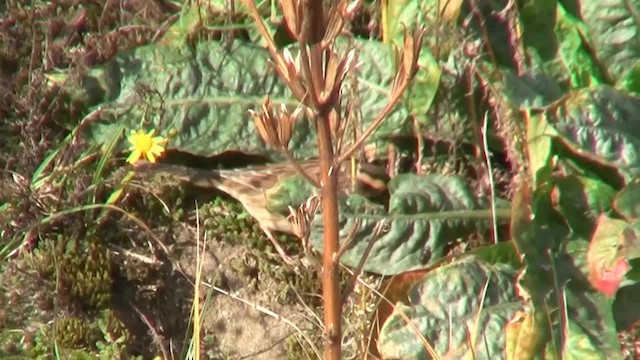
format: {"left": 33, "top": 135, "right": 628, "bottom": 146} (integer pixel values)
{"left": 503, "top": 70, "right": 564, "bottom": 109}
{"left": 578, "top": 0, "right": 640, "bottom": 93}
{"left": 310, "top": 173, "right": 510, "bottom": 275}
{"left": 554, "top": 174, "right": 616, "bottom": 238}
{"left": 377, "top": 257, "right": 521, "bottom": 359}
{"left": 613, "top": 182, "right": 640, "bottom": 220}
{"left": 562, "top": 287, "right": 622, "bottom": 359}
{"left": 551, "top": 4, "right": 602, "bottom": 88}
{"left": 380, "top": 0, "right": 442, "bottom": 122}
{"left": 62, "top": 38, "right": 436, "bottom": 161}
{"left": 515, "top": 237, "right": 623, "bottom": 358}
{"left": 546, "top": 86, "right": 640, "bottom": 180}
{"left": 519, "top": 0, "right": 558, "bottom": 61}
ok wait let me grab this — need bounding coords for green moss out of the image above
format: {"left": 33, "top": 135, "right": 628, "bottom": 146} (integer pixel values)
{"left": 95, "top": 310, "right": 131, "bottom": 359}
{"left": 53, "top": 316, "right": 100, "bottom": 350}
{"left": 33, "top": 232, "right": 112, "bottom": 310}
{"left": 26, "top": 316, "right": 101, "bottom": 358}
{"left": 22, "top": 310, "right": 131, "bottom": 359}
{"left": 0, "top": 330, "right": 24, "bottom": 357}
{"left": 28, "top": 328, "right": 53, "bottom": 359}
{"left": 203, "top": 197, "right": 266, "bottom": 248}
{"left": 98, "top": 309, "right": 129, "bottom": 344}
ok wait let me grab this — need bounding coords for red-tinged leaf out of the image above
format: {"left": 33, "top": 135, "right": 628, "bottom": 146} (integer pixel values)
{"left": 369, "top": 268, "right": 430, "bottom": 357}
{"left": 589, "top": 257, "right": 630, "bottom": 297}
{"left": 369, "top": 252, "right": 489, "bottom": 357}
{"left": 587, "top": 215, "right": 633, "bottom": 297}
{"left": 377, "top": 257, "right": 520, "bottom": 359}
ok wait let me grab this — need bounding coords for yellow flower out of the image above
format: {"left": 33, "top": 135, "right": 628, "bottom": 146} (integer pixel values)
{"left": 126, "top": 128, "right": 166, "bottom": 164}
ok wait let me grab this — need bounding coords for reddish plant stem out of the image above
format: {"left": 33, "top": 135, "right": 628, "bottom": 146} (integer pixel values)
{"left": 315, "top": 111, "right": 342, "bottom": 360}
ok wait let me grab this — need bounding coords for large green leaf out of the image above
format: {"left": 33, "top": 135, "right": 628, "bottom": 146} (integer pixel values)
{"left": 377, "top": 257, "right": 521, "bottom": 359}
{"left": 503, "top": 2, "right": 602, "bottom": 92}
{"left": 563, "top": 292, "right": 622, "bottom": 360}
{"left": 578, "top": 0, "right": 640, "bottom": 92}
{"left": 519, "top": 0, "right": 558, "bottom": 61}
{"left": 382, "top": 0, "right": 462, "bottom": 49}
{"left": 66, "top": 39, "right": 436, "bottom": 160}
{"left": 380, "top": 0, "right": 443, "bottom": 123}
{"left": 554, "top": 174, "right": 616, "bottom": 238}
{"left": 613, "top": 182, "right": 640, "bottom": 220}
{"left": 505, "top": 308, "right": 549, "bottom": 360}
{"left": 524, "top": 239, "right": 624, "bottom": 358}
{"left": 546, "top": 85, "right": 640, "bottom": 179}
{"left": 509, "top": 181, "right": 623, "bottom": 357}
{"left": 562, "top": 284, "right": 622, "bottom": 359}
{"left": 548, "top": 4, "right": 602, "bottom": 88}
{"left": 310, "top": 173, "right": 510, "bottom": 275}
{"left": 526, "top": 113, "right": 557, "bottom": 186}
{"left": 503, "top": 70, "right": 564, "bottom": 109}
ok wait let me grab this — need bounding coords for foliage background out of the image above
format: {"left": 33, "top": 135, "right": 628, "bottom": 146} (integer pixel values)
{"left": 1, "top": 0, "right": 640, "bottom": 359}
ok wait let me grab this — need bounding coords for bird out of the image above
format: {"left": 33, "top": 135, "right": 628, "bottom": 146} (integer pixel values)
{"left": 134, "top": 159, "right": 389, "bottom": 264}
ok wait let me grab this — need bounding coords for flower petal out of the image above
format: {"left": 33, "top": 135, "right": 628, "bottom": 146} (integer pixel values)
{"left": 150, "top": 144, "right": 165, "bottom": 156}
{"left": 146, "top": 151, "right": 157, "bottom": 163}
{"left": 127, "top": 150, "right": 142, "bottom": 164}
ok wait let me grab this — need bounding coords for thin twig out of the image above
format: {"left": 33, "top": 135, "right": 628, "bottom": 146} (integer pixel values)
{"left": 337, "top": 74, "right": 413, "bottom": 164}
{"left": 341, "top": 221, "right": 386, "bottom": 305}
{"left": 335, "top": 218, "right": 362, "bottom": 260}
{"left": 131, "top": 303, "right": 173, "bottom": 360}
{"left": 283, "top": 147, "right": 321, "bottom": 187}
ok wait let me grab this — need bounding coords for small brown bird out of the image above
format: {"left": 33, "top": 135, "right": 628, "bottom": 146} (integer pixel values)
{"left": 135, "top": 159, "right": 388, "bottom": 264}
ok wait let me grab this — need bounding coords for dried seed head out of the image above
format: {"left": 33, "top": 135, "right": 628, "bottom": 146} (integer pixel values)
{"left": 251, "top": 98, "right": 300, "bottom": 150}
{"left": 391, "top": 27, "right": 425, "bottom": 96}
{"left": 322, "top": 0, "right": 363, "bottom": 48}
{"left": 274, "top": 49, "right": 307, "bottom": 101}
{"left": 319, "top": 49, "right": 357, "bottom": 107}
{"left": 288, "top": 195, "right": 321, "bottom": 251}
{"left": 280, "top": 0, "right": 304, "bottom": 41}
{"left": 402, "top": 27, "right": 425, "bottom": 78}
{"left": 251, "top": 98, "right": 278, "bottom": 147}
{"left": 277, "top": 104, "right": 302, "bottom": 149}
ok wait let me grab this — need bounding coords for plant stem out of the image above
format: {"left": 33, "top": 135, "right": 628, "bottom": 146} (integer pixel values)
{"left": 315, "top": 112, "right": 342, "bottom": 360}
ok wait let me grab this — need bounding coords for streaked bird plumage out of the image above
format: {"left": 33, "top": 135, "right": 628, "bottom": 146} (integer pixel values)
{"left": 135, "top": 159, "right": 388, "bottom": 263}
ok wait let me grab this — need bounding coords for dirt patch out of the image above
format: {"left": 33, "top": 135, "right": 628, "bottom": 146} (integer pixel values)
{"left": 173, "top": 223, "right": 317, "bottom": 359}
